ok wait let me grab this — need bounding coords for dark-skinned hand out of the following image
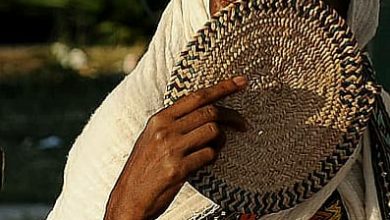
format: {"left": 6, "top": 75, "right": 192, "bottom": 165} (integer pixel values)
{"left": 104, "top": 76, "right": 248, "bottom": 220}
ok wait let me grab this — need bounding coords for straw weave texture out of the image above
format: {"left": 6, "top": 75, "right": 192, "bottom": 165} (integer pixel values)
{"left": 164, "top": 0, "right": 378, "bottom": 215}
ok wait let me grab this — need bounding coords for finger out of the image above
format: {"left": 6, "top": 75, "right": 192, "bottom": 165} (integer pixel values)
{"left": 177, "top": 122, "right": 220, "bottom": 154}
{"left": 175, "top": 105, "right": 247, "bottom": 134}
{"left": 165, "top": 76, "right": 248, "bottom": 118}
{"left": 209, "top": 128, "right": 226, "bottom": 152}
{"left": 183, "top": 147, "right": 217, "bottom": 173}
{"left": 174, "top": 105, "right": 218, "bottom": 134}
{"left": 217, "top": 106, "right": 247, "bottom": 132}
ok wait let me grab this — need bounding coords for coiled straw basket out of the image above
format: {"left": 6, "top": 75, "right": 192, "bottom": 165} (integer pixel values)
{"left": 164, "top": 0, "right": 378, "bottom": 215}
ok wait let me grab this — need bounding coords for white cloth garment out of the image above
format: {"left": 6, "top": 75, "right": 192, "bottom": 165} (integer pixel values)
{"left": 348, "top": 0, "right": 380, "bottom": 48}
{"left": 47, "top": 0, "right": 384, "bottom": 219}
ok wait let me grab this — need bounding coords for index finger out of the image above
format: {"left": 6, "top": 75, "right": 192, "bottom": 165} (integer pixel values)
{"left": 165, "top": 76, "right": 247, "bottom": 119}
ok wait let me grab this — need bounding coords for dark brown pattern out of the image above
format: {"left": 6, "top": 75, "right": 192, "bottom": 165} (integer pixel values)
{"left": 310, "top": 191, "right": 349, "bottom": 220}
{"left": 164, "top": 0, "right": 378, "bottom": 216}
{"left": 201, "top": 190, "right": 348, "bottom": 220}
{"left": 370, "top": 95, "right": 390, "bottom": 220}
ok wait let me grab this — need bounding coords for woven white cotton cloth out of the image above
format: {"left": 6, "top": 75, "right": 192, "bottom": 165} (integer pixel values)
{"left": 47, "top": 0, "right": 383, "bottom": 219}
{"left": 347, "top": 0, "right": 380, "bottom": 48}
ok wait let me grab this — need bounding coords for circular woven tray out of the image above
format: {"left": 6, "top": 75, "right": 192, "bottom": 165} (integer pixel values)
{"left": 163, "top": 0, "right": 377, "bottom": 215}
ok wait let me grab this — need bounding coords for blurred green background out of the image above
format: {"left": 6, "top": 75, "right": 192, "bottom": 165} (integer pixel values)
{"left": 0, "top": 0, "right": 170, "bottom": 45}
{"left": 0, "top": 0, "right": 170, "bottom": 219}
{"left": 0, "top": 0, "right": 388, "bottom": 220}
{"left": 372, "top": 2, "right": 390, "bottom": 89}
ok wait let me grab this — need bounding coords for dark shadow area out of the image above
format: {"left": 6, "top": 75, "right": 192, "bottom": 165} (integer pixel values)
{"left": 0, "top": 68, "right": 123, "bottom": 203}
{"left": 0, "top": 0, "right": 387, "bottom": 219}
{"left": 214, "top": 85, "right": 341, "bottom": 193}
{"left": 371, "top": 0, "right": 390, "bottom": 90}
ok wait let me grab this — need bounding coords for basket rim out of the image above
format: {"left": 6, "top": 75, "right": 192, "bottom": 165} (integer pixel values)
{"left": 163, "top": 0, "right": 377, "bottom": 215}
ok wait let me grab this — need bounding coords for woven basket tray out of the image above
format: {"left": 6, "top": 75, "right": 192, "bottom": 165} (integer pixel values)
{"left": 164, "top": 0, "right": 378, "bottom": 215}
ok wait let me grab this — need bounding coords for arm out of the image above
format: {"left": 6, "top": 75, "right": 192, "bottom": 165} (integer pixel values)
{"left": 47, "top": 1, "right": 228, "bottom": 219}
{"left": 46, "top": 1, "right": 190, "bottom": 219}
{"left": 104, "top": 77, "right": 248, "bottom": 220}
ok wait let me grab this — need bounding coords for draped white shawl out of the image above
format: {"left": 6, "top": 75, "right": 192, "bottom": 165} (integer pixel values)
{"left": 47, "top": 0, "right": 384, "bottom": 219}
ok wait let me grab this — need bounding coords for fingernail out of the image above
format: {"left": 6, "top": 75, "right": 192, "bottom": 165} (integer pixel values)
{"left": 233, "top": 76, "right": 248, "bottom": 87}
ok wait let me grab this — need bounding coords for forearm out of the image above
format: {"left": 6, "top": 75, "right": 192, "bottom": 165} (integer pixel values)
{"left": 46, "top": 2, "right": 176, "bottom": 219}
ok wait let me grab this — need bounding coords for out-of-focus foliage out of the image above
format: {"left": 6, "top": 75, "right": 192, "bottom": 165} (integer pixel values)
{"left": 16, "top": 0, "right": 69, "bottom": 9}
{"left": 372, "top": 1, "right": 390, "bottom": 90}
{"left": 0, "top": 0, "right": 169, "bottom": 45}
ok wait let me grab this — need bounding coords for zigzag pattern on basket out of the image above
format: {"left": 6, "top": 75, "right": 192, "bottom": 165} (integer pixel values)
{"left": 163, "top": 0, "right": 378, "bottom": 216}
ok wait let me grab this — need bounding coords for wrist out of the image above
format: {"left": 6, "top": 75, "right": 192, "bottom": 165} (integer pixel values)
{"left": 104, "top": 202, "right": 146, "bottom": 220}
{"left": 105, "top": 185, "right": 148, "bottom": 220}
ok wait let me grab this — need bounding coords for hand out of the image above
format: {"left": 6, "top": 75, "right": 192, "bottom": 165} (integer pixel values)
{"left": 104, "top": 76, "right": 248, "bottom": 220}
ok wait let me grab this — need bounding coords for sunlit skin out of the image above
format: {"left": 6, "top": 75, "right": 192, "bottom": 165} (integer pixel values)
{"left": 104, "top": 1, "right": 350, "bottom": 219}
{"left": 105, "top": 77, "right": 248, "bottom": 220}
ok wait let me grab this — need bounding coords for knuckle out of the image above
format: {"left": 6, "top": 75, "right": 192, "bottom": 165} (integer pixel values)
{"left": 192, "top": 90, "right": 207, "bottom": 102}
{"left": 205, "top": 148, "right": 217, "bottom": 160}
{"left": 220, "top": 81, "right": 235, "bottom": 92}
{"left": 207, "top": 123, "right": 220, "bottom": 135}
{"left": 161, "top": 145, "right": 174, "bottom": 157}
{"left": 149, "top": 114, "right": 161, "bottom": 127}
{"left": 219, "top": 83, "right": 230, "bottom": 91}
{"left": 165, "top": 166, "right": 177, "bottom": 180}
{"left": 165, "top": 164, "right": 182, "bottom": 181}
{"left": 228, "top": 79, "right": 238, "bottom": 89}
{"left": 154, "top": 129, "right": 169, "bottom": 141}
{"left": 149, "top": 111, "right": 171, "bottom": 129}
{"left": 204, "top": 105, "right": 218, "bottom": 120}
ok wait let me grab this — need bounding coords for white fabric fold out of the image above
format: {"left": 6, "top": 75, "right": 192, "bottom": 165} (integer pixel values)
{"left": 347, "top": 0, "right": 380, "bottom": 48}
{"left": 47, "top": 0, "right": 383, "bottom": 219}
{"left": 362, "top": 129, "right": 382, "bottom": 220}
